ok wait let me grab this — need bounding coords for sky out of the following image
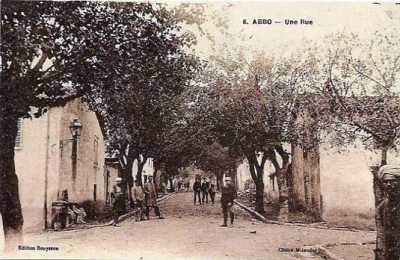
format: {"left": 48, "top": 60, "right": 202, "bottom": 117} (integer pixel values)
{"left": 181, "top": 2, "right": 400, "bottom": 58}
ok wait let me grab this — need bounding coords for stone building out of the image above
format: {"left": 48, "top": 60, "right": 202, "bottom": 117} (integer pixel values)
{"left": 14, "top": 98, "right": 105, "bottom": 232}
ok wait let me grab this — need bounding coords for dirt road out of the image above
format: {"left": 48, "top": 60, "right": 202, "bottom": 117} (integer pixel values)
{"left": 7, "top": 192, "right": 375, "bottom": 259}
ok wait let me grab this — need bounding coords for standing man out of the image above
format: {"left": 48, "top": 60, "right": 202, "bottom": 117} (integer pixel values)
{"left": 220, "top": 176, "right": 237, "bottom": 227}
{"left": 201, "top": 177, "right": 210, "bottom": 204}
{"left": 209, "top": 182, "right": 216, "bottom": 205}
{"left": 144, "top": 176, "right": 164, "bottom": 220}
{"left": 132, "top": 179, "right": 145, "bottom": 221}
{"left": 184, "top": 177, "right": 191, "bottom": 192}
{"left": 112, "top": 179, "right": 125, "bottom": 227}
{"left": 193, "top": 177, "right": 202, "bottom": 205}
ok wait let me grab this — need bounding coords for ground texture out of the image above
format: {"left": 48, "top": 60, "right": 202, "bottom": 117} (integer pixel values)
{"left": 4, "top": 192, "right": 376, "bottom": 260}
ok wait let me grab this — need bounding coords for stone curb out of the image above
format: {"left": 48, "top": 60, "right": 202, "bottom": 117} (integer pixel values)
{"left": 234, "top": 200, "right": 375, "bottom": 233}
{"left": 317, "top": 245, "right": 344, "bottom": 260}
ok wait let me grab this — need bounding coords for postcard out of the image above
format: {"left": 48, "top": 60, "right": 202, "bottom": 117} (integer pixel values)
{"left": 1, "top": 1, "right": 399, "bottom": 259}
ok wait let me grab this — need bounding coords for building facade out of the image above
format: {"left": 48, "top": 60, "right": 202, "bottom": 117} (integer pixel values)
{"left": 15, "top": 98, "right": 105, "bottom": 232}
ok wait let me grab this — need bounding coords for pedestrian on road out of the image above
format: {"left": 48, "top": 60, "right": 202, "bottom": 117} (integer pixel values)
{"left": 193, "top": 177, "right": 202, "bottom": 205}
{"left": 201, "top": 177, "right": 210, "bottom": 204}
{"left": 184, "top": 177, "right": 191, "bottom": 192}
{"left": 177, "top": 177, "right": 183, "bottom": 192}
{"left": 220, "top": 177, "right": 237, "bottom": 227}
{"left": 112, "top": 182, "right": 125, "bottom": 227}
{"left": 209, "top": 182, "right": 216, "bottom": 204}
{"left": 132, "top": 179, "right": 145, "bottom": 221}
{"left": 144, "top": 176, "right": 164, "bottom": 220}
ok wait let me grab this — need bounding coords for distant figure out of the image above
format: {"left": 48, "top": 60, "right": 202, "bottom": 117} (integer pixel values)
{"left": 177, "top": 177, "right": 183, "bottom": 191}
{"left": 220, "top": 177, "right": 237, "bottom": 227}
{"left": 173, "top": 177, "right": 178, "bottom": 192}
{"left": 184, "top": 177, "right": 191, "bottom": 192}
{"left": 201, "top": 178, "right": 210, "bottom": 204}
{"left": 112, "top": 184, "right": 125, "bottom": 227}
{"left": 144, "top": 176, "right": 164, "bottom": 220}
{"left": 132, "top": 179, "right": 145, "bottom": 221}
{"left": 209, "top": 183, "right": 216, "bottom": 204}
{"left": 193, "top": 178, "right": 202, "bottom": 205}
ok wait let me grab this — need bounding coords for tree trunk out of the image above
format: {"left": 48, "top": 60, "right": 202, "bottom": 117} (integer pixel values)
{"left": 135, "top": 156, "right": 147, "bottom": 187}
{"left": 289, "top": 143, "right": 306, "bottom": 212}
{"left": 304, "top": 148, "right": 322, "bottom": 221}
{"left": 254, "top": 179, "right": 265, "bottom": 214}
{"left": 125, "top": 155, "right": 134, "bottom": 208}
{"left": 273, "top": 145, "right": 290, "bottom": 203}
{"left": 248, "top": 160, "right": 264, "bottom": 214}
{"left": 216, "top": 171, "right": 223, "bottom": 191}
{"left": 372, "top": 165, "right": 385, "bottom": 260}
{"left": 276, "top": 170, "right": 287, "bottom": 203}
{"left": 287, "top": 163, "right": 295, "bottom": 210}
{"left": 0, "top": 115, "right": 24, "bottom": 252}
{"left": 290, "top": 143, "right": 322, "bottom": 221}
{"left": 153, "top": 168, "right": 159, "bottom": 193}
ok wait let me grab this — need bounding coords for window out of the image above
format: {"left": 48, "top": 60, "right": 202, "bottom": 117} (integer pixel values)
{"left": 93, "top": 136, "right": 99, "bottom": 167}
{"left": 15, "top": 118, "right": 23, "bottom": 148}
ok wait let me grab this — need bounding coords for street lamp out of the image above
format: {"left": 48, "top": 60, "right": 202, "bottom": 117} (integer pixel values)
{"left": 69, "top": 118, "right": 82, "bottom": 183}
{"left": 69, "top": 118, "right": 82, "bottom": 138}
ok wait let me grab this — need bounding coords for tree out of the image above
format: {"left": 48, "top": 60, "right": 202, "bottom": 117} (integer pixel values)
{"left": 1, "top": 1, "right": 197, "bottom": 250}
{"left": 69, "top": 1, "right": 200, "bottom": 191}
{"left": 321, "top": 31, "right": 400, "bottom": 260}
{"left": 1, "top": 1, "right": 89, "bottom": 250}
{"left": 192, "top": 48, "right": 325, "bottom": 215}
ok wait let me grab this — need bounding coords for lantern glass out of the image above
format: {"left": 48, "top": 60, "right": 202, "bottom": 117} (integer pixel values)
{"left": 69, "top": 119, "right": 82, "bottom": 137}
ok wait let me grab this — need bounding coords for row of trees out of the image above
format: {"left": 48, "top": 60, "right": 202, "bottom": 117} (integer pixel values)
{"left": 1, "top": 1, "right": 399, "bottom": 258}
{"left": 178, "top": 32, "right": 399, "bottom": 259}
{"left": 1, "top": 1, "right": 201, "bottom": 251}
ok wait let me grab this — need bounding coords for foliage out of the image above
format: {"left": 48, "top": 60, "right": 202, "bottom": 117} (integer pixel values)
{"left": 320, "top": 31, "right": 400, "bottom": 152}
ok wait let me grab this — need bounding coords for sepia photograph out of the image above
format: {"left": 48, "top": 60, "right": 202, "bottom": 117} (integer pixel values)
{"left": 1, "top": 1, "right": 399, "bottom": 259}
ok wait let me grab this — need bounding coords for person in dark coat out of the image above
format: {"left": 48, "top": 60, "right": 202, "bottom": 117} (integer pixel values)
{"left": 132, "top": 179, "right": 145, "bottom": 221}
{"left": 144, "top": 176, "right": 164, "bottom": 220}
{"left": 193, "top": 177, "right": 202, "bottom": 205}
{"left": 112, "top": 183, "right": 125, "bottom": 227}
{"left": 220, "top": 177, "right": 237, "bottom": 227}
{"left": 201, "top": 178, "right": 210, "bottom": 204}
{"left": 209, "top": 182, "right": 216, "bottom": 204}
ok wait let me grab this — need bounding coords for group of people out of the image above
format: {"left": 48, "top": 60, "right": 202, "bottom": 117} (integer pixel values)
{"left": 112, "top": 174, "right": 237, "bottom": 228}
{"left": 171, "top": 176, "right": 191, "bottom": 192}
{"left": 193, "top": 177, "right": 217, "bottom": 205}
{"left": 193, "top": 176, "right": 237, "bottom": 227}
{"left": 111, "top": 176, "right": 164, "bottom": 227}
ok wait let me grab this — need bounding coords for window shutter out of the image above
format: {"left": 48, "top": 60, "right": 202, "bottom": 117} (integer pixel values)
{"left": 15, "top": 118, "right": 23, "bottom": 148}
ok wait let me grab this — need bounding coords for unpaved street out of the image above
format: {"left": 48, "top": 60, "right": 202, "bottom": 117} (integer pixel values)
{"left": 11, "top": 192, "right": 375, "bottom": 259}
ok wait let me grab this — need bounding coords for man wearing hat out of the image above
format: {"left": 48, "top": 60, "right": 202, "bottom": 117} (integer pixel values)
{"left": 112, "top": 177, "right": 125, "bottom": 226}
{"left": 220, "top": 176, "right": 237, "bottom": 227}
{"left": 144, "top": 176, "right": 164, "bottom": 220}
{"left": 132, "top": 179, "right": 146, "bottom": 221}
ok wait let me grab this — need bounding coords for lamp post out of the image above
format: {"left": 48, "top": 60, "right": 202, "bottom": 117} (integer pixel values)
{"left": 69, "top": 119, "right": 82, "bottom": 183}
